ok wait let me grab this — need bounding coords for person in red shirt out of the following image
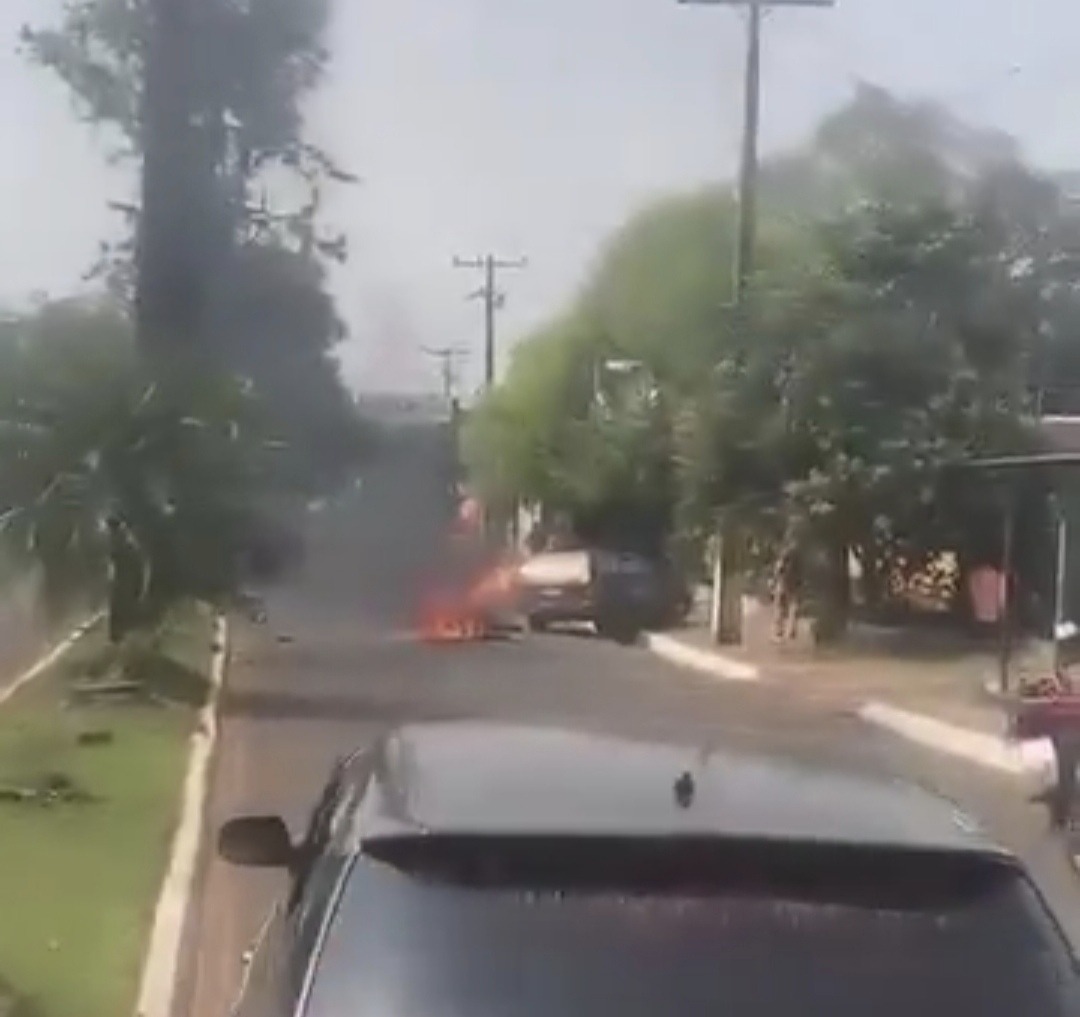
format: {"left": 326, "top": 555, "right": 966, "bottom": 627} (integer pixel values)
{"left": 1051, "top": 640, "right": 1080, "bottom": 829}
{"left": 1025, "top": 638, "right": 1080, "bottom": 829}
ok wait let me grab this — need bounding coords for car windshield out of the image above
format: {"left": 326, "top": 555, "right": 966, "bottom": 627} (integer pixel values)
{"left": 596, "top": 552, "right": 652, "bottom": 575}
{"left": 303, "top": 838, "right": 1079, "bottom": 1017}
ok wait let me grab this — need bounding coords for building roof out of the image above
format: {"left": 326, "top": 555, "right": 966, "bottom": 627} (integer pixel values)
{"left": 348, "top": 721, "right": 1004, "bottom": 857}
{"left": 960, "top": 416, "right": 1080, "bottom": 472}
{"left": 356, "top": 392, "right": 452, "bottom": 426}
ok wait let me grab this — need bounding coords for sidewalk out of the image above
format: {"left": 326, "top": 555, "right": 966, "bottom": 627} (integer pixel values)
{"left": 646, "top": 596, "right": 1057, "bottom": 779}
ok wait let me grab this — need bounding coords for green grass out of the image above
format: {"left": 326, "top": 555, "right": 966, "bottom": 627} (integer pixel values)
{"left": 0, "top": 606, "right": 213, "bottom": 1017}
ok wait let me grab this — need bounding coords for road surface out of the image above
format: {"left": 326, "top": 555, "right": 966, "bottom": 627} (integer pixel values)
{"left": 176, "top": 424, "right": 1080, "bottom": 1017}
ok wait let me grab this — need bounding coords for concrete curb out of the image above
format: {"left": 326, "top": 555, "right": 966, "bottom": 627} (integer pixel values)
{"left": 643, "top": 632, "right": 760, "bottom": 682}
{"left": 640, "top": 629, "right": 1057, "bottom": 780}
{"left": 639, "top": 639, "right": 1054, "bottom": 781}
{"left": 858, "top": 700, "right": 1056, "bottom": 779}
{"left": 0, "top": 612, "right": 104, "bottom": 709}
{"left": 136, "top": 613, "right": 228, "bottom": 1017}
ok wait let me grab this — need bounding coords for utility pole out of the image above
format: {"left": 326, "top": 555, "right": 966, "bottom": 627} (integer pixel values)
{"left": 453, "top": 254, "right": 527, "bottom": 389}
{"left": 679, "top": 0, "right": 834, "bottom": 644}
{"left": 453, "top": 254, "right": 526, "bottom": 548}
{"left": 733, "top": 0, "right": 762, "bottom": 315}
{"left": 421, "top": 345, "right": 469, "bottom": 401}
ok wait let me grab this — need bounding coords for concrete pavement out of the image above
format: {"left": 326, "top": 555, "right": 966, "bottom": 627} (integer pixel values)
{"left": 173, "top": 428, "right": 1080, "bottom": 1017}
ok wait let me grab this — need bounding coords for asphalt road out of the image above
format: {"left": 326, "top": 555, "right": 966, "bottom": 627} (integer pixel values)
{"left": 175, "top": 426, "right": 1080, "bottom": 1017}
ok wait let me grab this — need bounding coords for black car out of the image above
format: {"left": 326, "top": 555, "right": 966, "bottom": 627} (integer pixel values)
{"left": 518, "top": 550, "right": 691, "bottom": 640}
{"left": 594, "top": 551, "right": 693, "bottom": 633}
{"left": 219, "top": 722, "right": 1080, "bottom": 1017}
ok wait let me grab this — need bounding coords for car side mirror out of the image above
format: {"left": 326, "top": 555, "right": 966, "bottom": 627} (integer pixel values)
{"left": 218, "top": 816, "right": 295, "bottom": 868}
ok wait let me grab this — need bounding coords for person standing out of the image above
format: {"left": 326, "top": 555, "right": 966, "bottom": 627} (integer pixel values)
{"left": 1049, "top": 637, "right": 1080, "bottom": 829}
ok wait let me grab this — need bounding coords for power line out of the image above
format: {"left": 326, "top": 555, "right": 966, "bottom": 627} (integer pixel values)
{"left": 453, "top": 254, "right": 527, "bottom": 389}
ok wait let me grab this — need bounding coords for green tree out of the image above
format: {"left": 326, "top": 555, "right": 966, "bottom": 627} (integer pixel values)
{"left": 21, "top": 0, "right": 347, "bottom": 256}
{"left": 463, "top": 314, "right": 600, "bottom": 514}
{"left": 0, "top": 298, "right": 279, "bottom": 641}
{"left": 581, "top": 188, "right": 820, "bottom": 394}
{"left": 22, "top": 0, "right": 359, "bottom": 423}
{"left": 463, "top": 186, "right": 820, "bottom": 554}
{"left": 759, "top": 82, "right": 1022, "bottom": 217}
{"left": 466, "top": 87, "right": 1080, "bottom": 639}
{"left": 21, "top": 0, "right": 367, "bottom": 598}
{"left": 780, "top": 201, "right": 1036, "bottom": 631}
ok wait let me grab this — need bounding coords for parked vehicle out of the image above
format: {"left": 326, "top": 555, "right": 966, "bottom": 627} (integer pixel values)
{"left": 516, "top": 549, "right": 594, "bottom": 632}
{"left": 593, "top": 551, "right": 659, "bottom": 642}
{"left": 516, "top": 548, "right": 690, "bottom": 638}
{"left": 219, "top": 721, "right": 1080, "bottom": 1017}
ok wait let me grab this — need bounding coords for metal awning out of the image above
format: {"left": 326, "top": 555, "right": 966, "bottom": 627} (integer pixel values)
{"left": 960, "top": 452, "right": 1080, "bottom": 471}
{"left": 950, "top": 453, "right": 1080, "bottom": 693}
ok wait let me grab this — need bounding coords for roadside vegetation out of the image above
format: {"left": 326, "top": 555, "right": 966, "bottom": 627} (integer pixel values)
{"left": 0, "top": 0, "right": 368, "bottom": 1013}
{"left": 5, "top": 0, "right": 370, "bottom": 646}
{"left": 0, "top": 608, "right": 211, "bottom": 1017}
{"left": 464, "top": 85, "right": 1080, "bottom": 639}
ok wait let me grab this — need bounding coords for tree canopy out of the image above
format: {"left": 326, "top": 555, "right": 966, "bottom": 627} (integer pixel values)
{"left": 6, "top": 0, "right": 369, "bottom": 640}
{"left": 0, "top": 297, "right": 281, "bottom": 634}
{"left": 464, "top": 86, "right": 1080, "bottom": 625}
{"left": 25, "top": 0, "right": 368, "bottom": 476}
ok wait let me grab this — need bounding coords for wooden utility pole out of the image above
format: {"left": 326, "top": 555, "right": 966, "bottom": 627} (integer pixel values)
{"left": 138, "top": 0, "right": 217, "bottom": 367}
{"left": 453, "top": 254, "right": 525, "bottom": 547}
{"left": 679, "top": 0, "right": 834, "bottom": 644}
{"left": 732, "top": 0, "right": 762, "bottom": 315}
{"left": 453, "top": 255, "right": 527, "bottom": 389}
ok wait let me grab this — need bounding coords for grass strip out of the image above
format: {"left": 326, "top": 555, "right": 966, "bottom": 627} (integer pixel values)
{"left": 0, "top": 606, "right": 213, "bottom": 1017}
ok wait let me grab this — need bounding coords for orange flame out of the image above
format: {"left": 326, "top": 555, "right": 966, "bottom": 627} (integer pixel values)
{"left": 415, "top": 535, "right": 520, "bottom": 643}
{"left": 416, "top": 588, "right": 487, "bottom": 642}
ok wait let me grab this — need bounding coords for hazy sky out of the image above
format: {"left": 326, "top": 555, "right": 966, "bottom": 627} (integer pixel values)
{"left": 2, "top": 0, "right": 1079, "bottom": 393}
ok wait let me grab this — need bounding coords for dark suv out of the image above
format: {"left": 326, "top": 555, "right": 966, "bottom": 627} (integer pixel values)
{"left": 519, "top": 550, "right": 691, "bottom": 639}
{"left": 220, "top": 722, "right": 1079, "bottom": 1017}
